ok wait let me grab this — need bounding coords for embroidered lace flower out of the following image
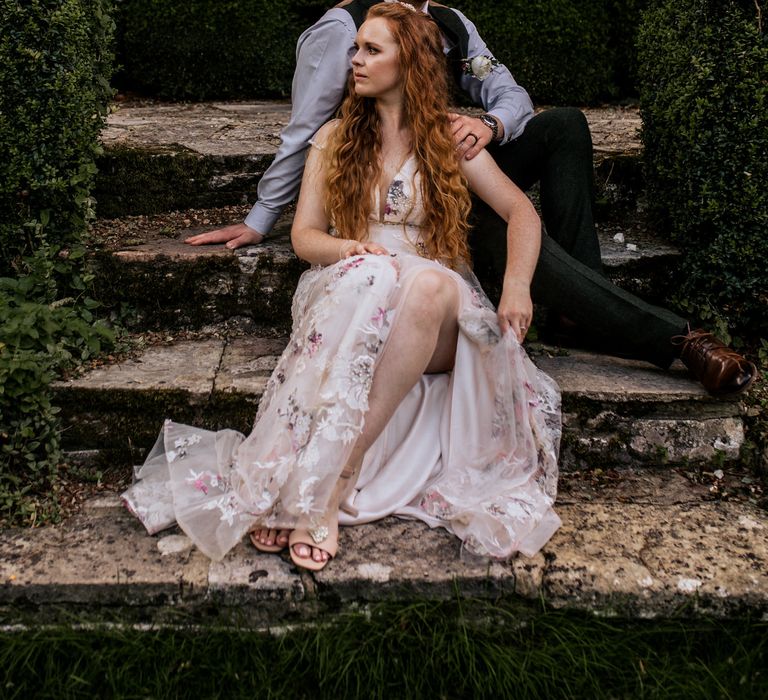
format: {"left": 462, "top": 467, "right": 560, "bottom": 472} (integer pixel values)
{"left": 385, "top": 180, "right": 408, "bottom": 217}
{"left": 461, "top": 55, "right": 500, "bottom": 81}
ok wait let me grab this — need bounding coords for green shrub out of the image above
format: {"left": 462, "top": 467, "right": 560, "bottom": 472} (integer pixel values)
{"left": 0, "top": 0, "right": 115, "bottom": 275}
{"left": 115, "top": 0, "right": 637, "bottom": 104}
{"left": 638, "top": 0, "right": 768, "bottom": 343}
{"left": 0, "top": 0, "right": 116, "bottom": 524}
{"left": 457, "top": 0, "right": 614, "bottom": 104}
{"left": 116, "top": 0, "right": 309, "bottom": 100}
{"left": 0, "top": 245, "right": 115, "bottom": 526}
{"left": 606, "top": 0, "right": 648, "bottom": 98}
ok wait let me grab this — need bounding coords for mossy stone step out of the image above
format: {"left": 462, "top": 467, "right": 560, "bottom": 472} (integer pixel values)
{"left": 52, "top": 337, "right": 743, "bottom": 470}
{"left": 91, "top": 223, "right": 680, "bottom": 331}
{"left": 92, "top": 225, "right": 303, "bottom": 331}
{"left": 95, "top": 102, "right": 644, "bottom": 219}
{"left": 2, "top": 468, "right": 766, "bottom": 626}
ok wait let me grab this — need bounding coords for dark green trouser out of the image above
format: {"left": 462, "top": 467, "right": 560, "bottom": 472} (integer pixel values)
{"left": 469, "top": 107, "right": 686, "bottom": 369}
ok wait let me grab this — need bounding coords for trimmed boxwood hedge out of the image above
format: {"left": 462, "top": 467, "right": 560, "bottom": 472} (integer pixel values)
{"left": 115, "top": 0, "right": 311, "bottom": 100}
{"left": 638, "top": 0, "right": 768, "bottom": 344}
{"left": 0, "top": 0, "right": 114, "bottom": 271}
{"left": 0, "top": 0, "right": 115, "bottom": 524}
{"left": 115, "top": 0, "right": 641, "bottom": 103}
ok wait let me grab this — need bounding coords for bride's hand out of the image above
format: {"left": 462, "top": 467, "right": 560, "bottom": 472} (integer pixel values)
{"left": 497, "top": 278, "right": 533, "bottom": 342}
{"left": 339, "top": 241, "right": 389, "bottom": 259}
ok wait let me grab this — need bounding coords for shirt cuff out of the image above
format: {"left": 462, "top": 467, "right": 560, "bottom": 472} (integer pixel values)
{"left": 244, "top": 205, "right": 281, "bottom": 239}
{"left": 488, "top": 108, "right": 526, "bottom": 145}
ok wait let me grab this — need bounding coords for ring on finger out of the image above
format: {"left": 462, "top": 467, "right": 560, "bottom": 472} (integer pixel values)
{"left": 465, "top": 133, "right": 478, "bottom": 146}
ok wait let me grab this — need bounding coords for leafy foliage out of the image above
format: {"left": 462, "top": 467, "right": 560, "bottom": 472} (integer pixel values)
{"left": 0, "top": 0, "right": 115, "bottom": 274}
{"left": 116, "top": 0, "right": 307, "bottom": 100}
{"left": 459, "top": 0, "right": 614, "bottom": 104}
{"left": 115, "top": 0, "right": 639, "bottom": 104}
{"left": 638, "top": 0, "right": 768, "bottom": 344}
{"left": 605, "top": 0, "right": 649, "bottom": 97}
{"left": 0, "top": 0, "right": 116, "bottom": 524}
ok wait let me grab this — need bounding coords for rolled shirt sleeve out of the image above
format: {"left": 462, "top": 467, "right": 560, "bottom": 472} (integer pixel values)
{"left": 453, "top": 10, "right": 534, "bottom": 144}
{"left": 245, "top": 11, "right": 356, "bottom": 236}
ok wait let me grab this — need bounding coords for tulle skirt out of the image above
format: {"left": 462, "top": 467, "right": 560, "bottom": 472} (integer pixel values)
{"left": 122, "top": 248, "right": 562, "bottom": 560}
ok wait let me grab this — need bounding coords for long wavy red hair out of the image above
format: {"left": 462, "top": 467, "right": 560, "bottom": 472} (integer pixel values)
{"left": 325, "top": 2, "right": 472, "bottom": 269}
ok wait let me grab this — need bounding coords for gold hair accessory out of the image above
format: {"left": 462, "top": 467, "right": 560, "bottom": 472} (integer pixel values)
{"left": 384, "top": 0, "right": 418, "bottom": 11}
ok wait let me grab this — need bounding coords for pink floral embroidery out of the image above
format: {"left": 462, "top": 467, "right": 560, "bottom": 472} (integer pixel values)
{"left": 307, "top": 330, "right": 323, "bottom": 357}
{"left": 338, "top": 257, "right": 366, "bottom": 277}
{"left": 370, "top": 307, "right": 388, "bottom": 327}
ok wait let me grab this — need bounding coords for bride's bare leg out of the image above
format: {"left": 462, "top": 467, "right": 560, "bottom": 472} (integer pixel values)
{"left": 292, "top": 270, "right": 460, "bottom": 564}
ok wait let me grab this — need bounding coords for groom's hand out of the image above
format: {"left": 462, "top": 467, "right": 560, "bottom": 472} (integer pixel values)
{"left": 185, "top": 223, "right": 264, "bottom": 249}
{"left": 448, "top": 113, "right": 493, "bottom": 160}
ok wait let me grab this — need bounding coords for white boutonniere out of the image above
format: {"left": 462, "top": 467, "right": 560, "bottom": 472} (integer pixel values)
{"left": 461, "top": 55, "right": 500, "bottom": 81}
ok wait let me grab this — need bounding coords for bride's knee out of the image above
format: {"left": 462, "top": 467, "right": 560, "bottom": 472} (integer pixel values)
{"left": 409, "top": 270, "right": 458, "bottom": 310}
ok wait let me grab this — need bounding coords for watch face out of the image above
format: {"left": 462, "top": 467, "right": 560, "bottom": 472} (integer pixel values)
{"left": 480, "top": 115, "right": 497, "bottom": 137}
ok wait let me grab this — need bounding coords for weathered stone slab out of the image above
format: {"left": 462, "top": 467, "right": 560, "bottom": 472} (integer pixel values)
{"left": 538, "top": 351, "right": 712, "bottom": 404}
{"left": 53, "top": 340, "right": 745, "bottom": 469}
{"left": 210, "top": 336, "right": 284, "bottom": 429}
{"left": 96, "top": 101, "right": 644, "bottom": 218}
{"left": 91, "top": 232, "right": 305, "bottom": 330}
{"left": 208, "top": 544, "right": 304, "bottom": 606}
{"left": 1, "top": 475, "right": 765, "bottom": 625}
{"left": 96, "top": 100, "right": 290, "bottom": 218}
{"left": 93, "top": 225, "right": 676, "bottom": 331}
{"left": 101, "top": 102, "right": 638, "bottom": 160}
{"left": 536, "top": 351, "right": 744, "bottom": 467}
{"left": 101, "top": 101, "right": 290, "bottom": 157}
{"left": 0, "top": 508, "right": 209, "bottom": 607}
{"left": 215, "top": 337, "right": 284, "bottom": 392}
{"left": 53, "top": 340, "right": 224, "bottom": 450}
{"left": 315, "top": 518, "right": 537, "bottom": 601}
{"left": 544, "top": 501, "right": 768, "bottom": 618}
{"left": 628, "top": 417, "right": 744, "bottom": 463}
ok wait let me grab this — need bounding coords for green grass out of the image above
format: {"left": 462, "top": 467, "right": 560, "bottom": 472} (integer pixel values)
{"left": 1, "top": 601, "right": 766, "bottom": 699}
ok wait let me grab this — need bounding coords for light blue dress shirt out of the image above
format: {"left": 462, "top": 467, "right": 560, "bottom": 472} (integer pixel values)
{"left": 246, "top": 4, "right": 534, "bottom": 237}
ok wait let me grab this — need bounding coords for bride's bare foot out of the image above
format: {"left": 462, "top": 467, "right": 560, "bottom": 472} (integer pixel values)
{"left": 289, "top": 518, "right": 339, "bottom": 570}
{"left": 249, "top": 527, "right": 291, "bottom": 553}
{"left": 287, "top": 459, "right": 360, "bottom": 570}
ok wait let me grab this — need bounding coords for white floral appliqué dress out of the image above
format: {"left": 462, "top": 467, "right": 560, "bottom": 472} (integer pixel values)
{"left": 122, "top": 154, "right": 562, "bottom": 561}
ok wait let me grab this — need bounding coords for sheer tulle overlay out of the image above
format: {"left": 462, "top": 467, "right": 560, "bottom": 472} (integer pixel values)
{"left": 122, "top": 155, "right": 562, "bottom": 561}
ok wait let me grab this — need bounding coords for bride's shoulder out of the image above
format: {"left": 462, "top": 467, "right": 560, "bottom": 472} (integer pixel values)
{"left": 309, "top": 119, "right": 341, "bottom": 151}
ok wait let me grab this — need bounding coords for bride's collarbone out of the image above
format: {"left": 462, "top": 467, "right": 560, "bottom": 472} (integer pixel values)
{"left": 378, "top": 149, "right": 412, "bottom": 186}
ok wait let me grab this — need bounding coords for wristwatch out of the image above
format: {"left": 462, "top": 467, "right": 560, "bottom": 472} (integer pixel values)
{"left": 479, "top": 114, "right": 500, "bottom": 142}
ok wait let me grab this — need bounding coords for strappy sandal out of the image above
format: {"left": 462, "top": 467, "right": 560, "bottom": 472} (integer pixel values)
{"left": 249, "top": 528, "right": 290, "bottom": 553}
{"left": 289, "top": 518, "right": 339, "bottom": 571}
{"left": 289, "top": 464, "right": 360, "bottom": 571}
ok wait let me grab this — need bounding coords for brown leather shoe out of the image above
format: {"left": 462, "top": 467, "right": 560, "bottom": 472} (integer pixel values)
{"left": 674, "top": 329, "right": 758, "bottom": 397}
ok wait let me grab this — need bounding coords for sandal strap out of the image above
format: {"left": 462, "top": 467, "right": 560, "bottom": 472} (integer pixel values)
{"left": 338, "top": 463, "right": 361, "bottom": 517}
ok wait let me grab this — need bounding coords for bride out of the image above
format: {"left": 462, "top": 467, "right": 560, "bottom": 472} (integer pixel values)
{"left": 122, "top": 2, "right": 561, "bottom": 570}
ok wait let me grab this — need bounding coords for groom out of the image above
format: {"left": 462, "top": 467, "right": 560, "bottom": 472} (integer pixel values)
{"left": 186, "top": 0, "right": 756, "bottom": 397}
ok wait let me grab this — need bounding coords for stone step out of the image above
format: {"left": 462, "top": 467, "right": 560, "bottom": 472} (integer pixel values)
{"left": 90, "top": 220, "right": 680, "bottom": 331}
{"left": 2, "top": 468, "right": 765, "bottom": 626}
{"left": 52, "top": 338, "right": 744, "bottom": 470}
{"left": 95, "top": 101, "right": 644, "bottom": 219}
